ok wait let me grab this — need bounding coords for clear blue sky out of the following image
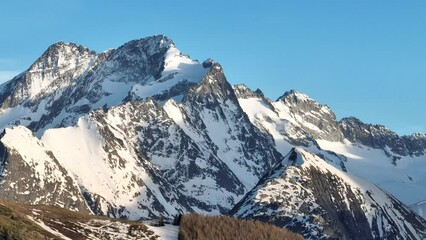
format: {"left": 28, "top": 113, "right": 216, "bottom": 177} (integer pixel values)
{"left": 0, "top": 1, "right": 425, "bottom": 135}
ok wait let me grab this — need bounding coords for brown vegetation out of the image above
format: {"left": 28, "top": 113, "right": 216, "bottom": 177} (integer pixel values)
{"left": 0, "top": 198, "right": 158, "bottom": 240}
{"left": 178, "top": 213, "right": 303, "bottom": 240}
{"left": 0, "top": 200, "right": 56, "bottom": 240}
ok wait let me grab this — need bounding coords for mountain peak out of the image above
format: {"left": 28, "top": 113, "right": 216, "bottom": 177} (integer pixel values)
{"left": 275, "top": 90, "right": 342, "bottom": 142}
{"left": 0, "top": 40, "right": 100, "bottom": 109}
{"left": 281, "top": 147, "right": 305, "bottom": 166}
{"left": 183, "top": 62, "right": 236, "bottom": 102}
{"left": 202, "top": 58, "right": 215, "bottom": 68}
{"left": 49, "top": 41, "right": 80, "bottom": 49}
{"left": 339, "top": 116, "right": 395, "bottom": 136}
{"left": 119, "top": 35, "right": 175, "bottom": 58}
{"left": 42, "top": 41, "right": 95, "bottom": 59}
{"left": 30, "top": 41, "right": 97, "bottom": 72}
{"left": 233, "top": 84, "right": 265, "bottom": 99}
{"left": 278, "top": 89, "right": 313, "bottom": 103}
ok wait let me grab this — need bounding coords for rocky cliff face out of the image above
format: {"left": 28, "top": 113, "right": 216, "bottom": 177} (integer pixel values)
{"left": 340, "top": 117, "right": 426, "bottom": 157}
{"left": 277, "top": 90, "right": 344, "bottom": 142}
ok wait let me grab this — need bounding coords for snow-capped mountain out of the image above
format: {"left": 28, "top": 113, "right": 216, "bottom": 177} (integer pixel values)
{"left": 231, "top": 148, "right": 426, "bottom": 239}
{"left": 0, "top": 36, "right": 281, "bottom": 219}
{"left": 234, "top": 84, "right": 426, "bottom": 219}
{"left": 0, "top": 35, "right": 207, "bottom": 136}
{"left": 0, "top": 35, "right": 425, "bottom": 238}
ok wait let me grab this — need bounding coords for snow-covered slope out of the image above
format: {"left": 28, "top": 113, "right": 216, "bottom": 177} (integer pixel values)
{"left": 231, "top": 148, "right": 426, "bottom": 239}
{"left": 234, "top": 84, "right": 316, "bottom": 154}
{"left": 42, "top": 113, "right": 190, "bottom": 220}
{"left": 317, "top": 139, "right": 426, "bottom": 205}
{"left": 0, "top": 126, "right": 89, "bottom": 212}
{"left": 411, "top": 201, "right": 426, "bottom": 220}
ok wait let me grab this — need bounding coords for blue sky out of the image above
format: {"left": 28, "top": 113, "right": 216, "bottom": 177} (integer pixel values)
{"left": 0, "top": 1, "right": 425, "bottom": 135}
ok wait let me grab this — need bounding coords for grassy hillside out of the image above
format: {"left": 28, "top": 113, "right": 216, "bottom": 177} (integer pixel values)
{"left": 178, "top": 213, "right": 303, "bottom": 240}
{"left": 0, "top": 199, "right": 158, "bottom": 240}
{"left": 0, "top": 200, "right": 56, "bottom": 240}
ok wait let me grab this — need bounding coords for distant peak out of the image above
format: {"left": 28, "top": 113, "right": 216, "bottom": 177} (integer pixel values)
{"left": 149, "top": 34, "right": 175, "bottom": 48}
{"left": 50, "top": 41, "right": 76, "bottom": 47}
{"left": 184, "top": 61, "right": 237, "bottom": 102}
{"left": 46, "top": 41, "right": 93, "bottom": 54}
{"left": 232, "top": 84, "right": 250, "bottom": 92}
{"left": 114, "top": 35, "right": 176, "bottom": 61}
{"left": 202, "top": 58, "right": 216, "bottom": 68}
{"left": 277, "top": 89, "right": 333, "bottom": 111}
{"left": 340, "top": 116, "right": 363, "bottom": 124}
{"left": 411, "top": 132, "right": 426, "bottom": 138}
{"left": 278, "top": 89, "right": 312, "bottom": 102}
{"left": 28, "top": 41, "right": 97, "bottom": 73}
{"left": 123, "top": 35, "right": 174, "bottom": 49}
{"left": 340, "top": 116, "right": 389, "bottom": 130}
{"left": 233, "top": 84, "right": 265, "bottom": 99}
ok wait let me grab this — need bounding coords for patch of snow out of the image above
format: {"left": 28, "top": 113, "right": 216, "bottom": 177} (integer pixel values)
{"left": 27, "top": 215, "right": 72, "bottom": 240}
{"left": 147, "top": 224, "right": 179, "bottom": 240}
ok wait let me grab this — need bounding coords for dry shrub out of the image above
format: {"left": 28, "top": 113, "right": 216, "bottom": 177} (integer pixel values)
{"left": 178, "top": 213, "right": 303, "bottom": 240}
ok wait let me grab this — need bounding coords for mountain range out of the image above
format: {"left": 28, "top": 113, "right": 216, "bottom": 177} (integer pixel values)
{"left": 0, "top": 35, "right": 425, "bottom": 239}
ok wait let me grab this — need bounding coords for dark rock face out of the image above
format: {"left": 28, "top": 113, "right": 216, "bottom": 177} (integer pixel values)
{"left": 402, "top": 134, "right": 426, "bottom": 156}
{"left": 307, "top": 167, "right": 373, "bottom": 240}
{"left": 340, "top": 117, "right": 426, "bottom": 157}
{"left": 149, "top": 80, "right": 198, "bottom": 102}
{"left": 233, "top": 84, "right": 265, "bottom": 99}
